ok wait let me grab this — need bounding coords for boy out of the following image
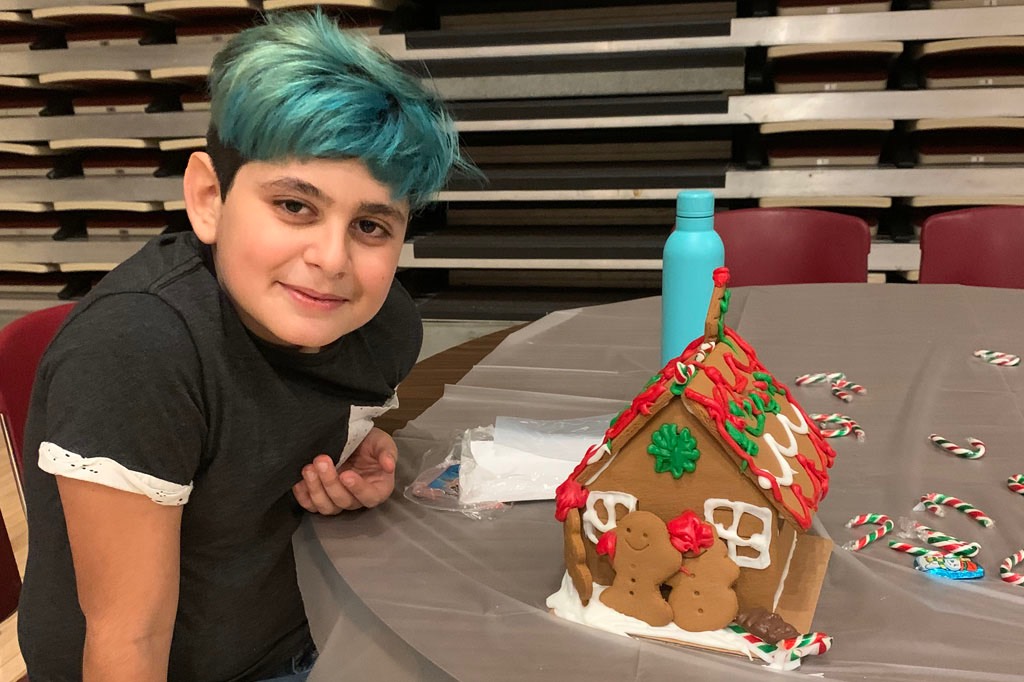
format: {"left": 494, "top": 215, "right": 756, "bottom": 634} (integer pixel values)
{"left": 17, "top": 11, "right": 468, "bottom": 681}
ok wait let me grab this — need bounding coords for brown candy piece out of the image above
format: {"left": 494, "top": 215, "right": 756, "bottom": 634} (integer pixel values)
{"left": 735, "top": 606, "right": 800, "bottom": 644}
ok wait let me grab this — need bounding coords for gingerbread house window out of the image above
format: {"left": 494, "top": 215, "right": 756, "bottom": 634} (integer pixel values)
{"left": 703, "top": 498, "right": 772, "bottom": 569}
{"left": 581, "top": 491, "right": 638, "bottom": 544}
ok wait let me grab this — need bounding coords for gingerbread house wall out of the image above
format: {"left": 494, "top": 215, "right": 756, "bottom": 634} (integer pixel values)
{"left": 576, "top": 398, "right": 796, "bottom": 613}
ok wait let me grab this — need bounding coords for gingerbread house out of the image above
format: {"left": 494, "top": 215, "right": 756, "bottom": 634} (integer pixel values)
{"left": 548, "top": 268, "right": 836, "bottom": 668}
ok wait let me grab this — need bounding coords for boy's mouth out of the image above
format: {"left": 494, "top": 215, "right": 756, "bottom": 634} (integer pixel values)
{"left": 282, "top": 283, "right": 346, "bottom": 304}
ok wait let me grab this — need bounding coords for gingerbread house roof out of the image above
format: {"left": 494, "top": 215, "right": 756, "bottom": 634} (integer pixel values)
{"left": 557, "top": 268, "right": 836, "bottom": 531}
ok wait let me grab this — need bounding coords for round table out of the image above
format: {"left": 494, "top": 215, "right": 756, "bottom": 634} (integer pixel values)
{"left": 295, "top": 284, "right": 1024, "bottom": 682}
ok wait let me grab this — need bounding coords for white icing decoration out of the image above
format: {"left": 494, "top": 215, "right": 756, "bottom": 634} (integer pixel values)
{"left": 546, "top": 573, "right": 820, "bottom": 671}
{"left": 584, "top": 442, "right": 610, "bottom": 467}
{"left": 703, "top": 498, "right": 773, "bottom": 570}
{"left": 581, "top": 491, "right": 638, "bottom": 544}
{"left": 757, "top": 403, "right": 810, "bottom": 490}
{"left": 772, "top": 533, "right": 799, "bottom": 612}
{"left": 582, "top": 444, "right": 621, "bottom": 487}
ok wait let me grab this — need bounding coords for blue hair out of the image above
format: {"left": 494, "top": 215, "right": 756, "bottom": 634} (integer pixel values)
{"left": 207, "top": 10, "right": 467, "bottom": 210}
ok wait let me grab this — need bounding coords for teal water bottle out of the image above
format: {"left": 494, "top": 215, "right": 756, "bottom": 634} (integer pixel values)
{"left": 660, "top": 190, "right": 725, "bottom": 366}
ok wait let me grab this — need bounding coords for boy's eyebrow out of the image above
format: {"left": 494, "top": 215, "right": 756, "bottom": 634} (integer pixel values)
{"left": 261, "top": 178, "right": 407, "bottom": 222}
{"left": 359, "top": 202, "right": 408, "bottom": 223}
{"left": 261, "top": 177, "right": 331, "bottom": 204}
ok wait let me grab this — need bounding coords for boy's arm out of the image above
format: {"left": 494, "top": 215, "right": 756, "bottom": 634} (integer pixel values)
{"left": 58, "top": 476, "right": 182, "bottom": 682}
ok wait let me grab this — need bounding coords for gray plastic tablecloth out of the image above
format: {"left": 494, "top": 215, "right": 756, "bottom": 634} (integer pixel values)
{"left": 294, "top": 284, "right": 1024, "bottom": 681}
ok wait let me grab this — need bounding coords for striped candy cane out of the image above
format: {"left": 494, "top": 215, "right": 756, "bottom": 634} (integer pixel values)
{"left": 914, "top": 525, "right": 981, "bottom": 558}
{"left": 973, "top": 350, "right": 1021, "bottom": 367}
{"left": 1000, "top": 550, "right": 1024, "bottom": 586}
{"left": 1008, "top": 474, "right": 1024, "bottom": 496}
{"left": 913, "top": 493, "right": 994, "bottom": 528}
{"left": 928, "top": 434, "right": 986, "bottom": 460}
{"left": 811, "top": 413, "right": 866, "bottom": 442}
{"left": 842, "top": 513, "right": 893, "bottom": 551}
{"left": 779, "top": 632, "right": 833, "bottom": 662}
{"left": 795, "top": 372, "right": 846, "bottom": 386}
{"left": 830, "top": 382, "right": 853, "bottom": 403}
{"left": 832, "top": 378, "right": 866, "bottom": 395}
{"left": 888, "top": 541, "right": 942, "bottom": 557}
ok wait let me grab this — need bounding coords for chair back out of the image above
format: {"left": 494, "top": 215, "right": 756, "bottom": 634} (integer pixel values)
{"left": 0, "top": 304, "right": 75, "bottom": 476}
{"left": 712, "top": 208, "right": 872, "bottom": 287}
{"left": 919, "top": 206, "right": 1024, "bottom": 288}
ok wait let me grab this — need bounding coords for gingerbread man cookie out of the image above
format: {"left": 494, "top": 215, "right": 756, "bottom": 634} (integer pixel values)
{"left": 666, "top": 528, "right": 740, "bottom": 632}
{"left": 599, "top": 511, "right": 681, "bottom": 626}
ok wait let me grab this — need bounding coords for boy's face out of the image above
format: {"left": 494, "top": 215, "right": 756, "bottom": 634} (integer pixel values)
{"left": 197, "top": 157, "right": 409, "bottom": 351}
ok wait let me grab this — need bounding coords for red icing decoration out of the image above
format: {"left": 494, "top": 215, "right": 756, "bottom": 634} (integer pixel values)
{"left": 631, "top": 381, "right": 667, "bottom": 416}
{"left": 552, "top": 276, "right": 835, "bottom": 530}
{"left": 554, "top": 477, "right": 589, "bottom": 522}
{"left": 596, "top": 530, "right": 617, "bottom": 560}
{"left": 606, "top": 406, "right": 638, "bottom": 441}
{"left": 667, "top": 510, "right": 716, "bottom": 555}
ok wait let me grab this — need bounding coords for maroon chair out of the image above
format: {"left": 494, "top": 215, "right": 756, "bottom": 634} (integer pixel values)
{"left": 0, "top": 304, "right": 75, "bottom": 478}
{"left": 919, "top": 206, "right": 1024, "bottom": 288}
{"left": 713, "top": 208, "right": 872, "bottom": 287}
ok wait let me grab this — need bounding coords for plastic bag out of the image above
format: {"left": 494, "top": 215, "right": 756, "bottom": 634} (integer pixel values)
{"left": 403, "top": 426, "right": 510, "bottom": 521}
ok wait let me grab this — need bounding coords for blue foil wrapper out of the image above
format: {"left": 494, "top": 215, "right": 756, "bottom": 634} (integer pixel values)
{"left": 914, "top": 554, "right": 985, "bottom": 580}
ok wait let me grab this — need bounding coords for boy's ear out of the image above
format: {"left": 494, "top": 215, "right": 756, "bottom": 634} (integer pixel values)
{"left": 183, "top": 152, "right": 222, "bottom": 245}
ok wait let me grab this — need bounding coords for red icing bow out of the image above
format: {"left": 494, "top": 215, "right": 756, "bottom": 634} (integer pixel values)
{"left": 554, "top": 478, "right": 589, "bottom": 522}
{"left": 666, "top": 510, "right": 715, "bottom": 555}
{"left": 596, "top": 530, "right": 617, "bottom": 560}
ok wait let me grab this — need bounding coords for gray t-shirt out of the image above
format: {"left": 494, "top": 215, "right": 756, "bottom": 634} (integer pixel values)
{"left": 18, "top": 231, "right": 422, "bottom": 681}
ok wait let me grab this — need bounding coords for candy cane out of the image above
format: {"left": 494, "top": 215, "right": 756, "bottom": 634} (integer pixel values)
{"left": 1000, "top": 550, "right": 1024, "bottom": 586}
{"left": 913, "top": 493, "right": 994, "bottom": 528}
{"left": 928, "top": 434, "right": 986, "bottom": 460}
{"left": 819, "top": 424, "right": 852, "bottom": 438}
{"left": 842, "top": 513, "right": 893, "bottom": 551}
{"left": 795, "top": 372, "right": 846, "bottom": 386}
{"left": 832, "top": 379, "right": 867, "bottom": 395}
{"left": 811, "top": 413, "right": 866, "bottom": 442}
{"left": 1008, "top": 474, "right": 1024, "bottom": 496}
{"left": 811, "top": 413, "right": 854, "bottom": 424}
{"left": 914, "top": 525, "right": 981, "bottom": 558}
{"left": 830, "top": 383, "right": 853, "bottom": 403}
{"left": 888, "top": 541, "right": 942, "bottom": 557}
{"left": 973, "top": 350, "right": 1021, "bottom": 367}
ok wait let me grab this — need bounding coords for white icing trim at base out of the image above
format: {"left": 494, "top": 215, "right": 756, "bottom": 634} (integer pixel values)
{"left": 38, "top": 441, "right": 192, "bottom": 506}
{"left": 546, "top": 573, "right": 818, "bottom": 671}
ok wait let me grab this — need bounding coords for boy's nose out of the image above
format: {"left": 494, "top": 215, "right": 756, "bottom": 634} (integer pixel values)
{"left": 305, "top": 226, "right": 349, "bottom": 278}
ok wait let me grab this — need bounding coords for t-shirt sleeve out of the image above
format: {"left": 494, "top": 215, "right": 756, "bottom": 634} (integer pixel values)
{"left": 35, "top": 293, "right": 206, "bottom": 506}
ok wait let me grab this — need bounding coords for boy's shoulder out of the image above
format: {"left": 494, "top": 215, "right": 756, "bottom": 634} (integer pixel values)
{"left": 88, "top": 231, "right": 212, "bottom": 301}
{"left": 52, "top": 232, "right": 219, "bottom": 354}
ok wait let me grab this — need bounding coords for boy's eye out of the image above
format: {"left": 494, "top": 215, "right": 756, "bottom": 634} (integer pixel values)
{"left": 280, "top": 200, "right": 307, "bottom": 214}
{"left": 355, "top": 219, "right": 388, "bottom": 237}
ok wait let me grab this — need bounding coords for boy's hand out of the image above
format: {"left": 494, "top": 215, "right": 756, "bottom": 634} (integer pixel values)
{"left": 292, "top": 427, "right": 397, "bottom": 515}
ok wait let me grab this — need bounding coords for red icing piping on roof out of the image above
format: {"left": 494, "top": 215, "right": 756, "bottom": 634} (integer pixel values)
{"left": 555, "top": 274, "right": 836, "bottom": 529}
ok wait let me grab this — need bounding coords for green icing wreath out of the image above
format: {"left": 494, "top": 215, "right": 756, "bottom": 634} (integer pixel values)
{"left": 647, "top": 424, "right": 701, "bottom": 479}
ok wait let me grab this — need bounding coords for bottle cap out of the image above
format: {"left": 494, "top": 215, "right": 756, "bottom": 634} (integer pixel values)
{"left": 676, "top": 190, "right": 715, "bottom": 219}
